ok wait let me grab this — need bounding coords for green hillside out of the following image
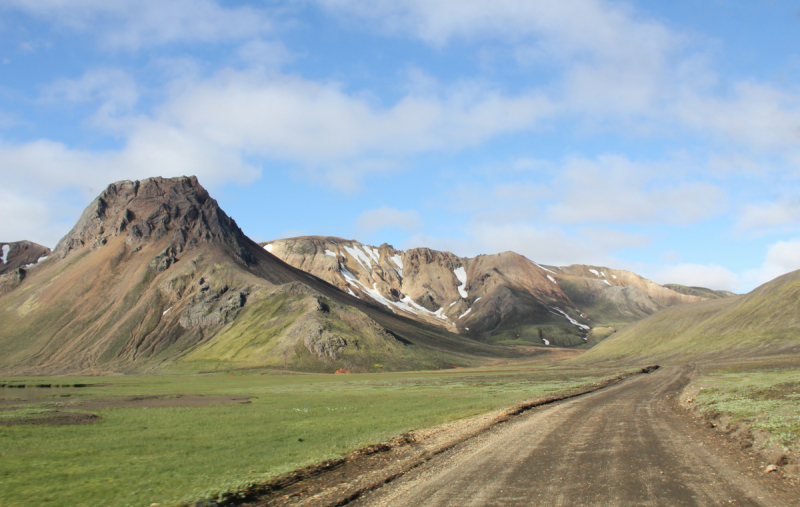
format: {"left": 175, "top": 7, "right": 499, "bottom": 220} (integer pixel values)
{"left": 577, "top": 270, "right": 800, "bottom": 364}
{"left": 663, "top": 284, "right": 736, "bottom": 300}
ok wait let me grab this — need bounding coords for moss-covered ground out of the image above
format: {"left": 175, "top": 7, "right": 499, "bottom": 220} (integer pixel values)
{"left": 692, "top": 360, "right": 800, "bottom": 450}
{"left": 0, "top": 365, "right": 617, "bottom": 507}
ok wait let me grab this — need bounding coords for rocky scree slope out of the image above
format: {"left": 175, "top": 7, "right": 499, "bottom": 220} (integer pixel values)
{"left": 262, "top": 237, "right": 703, "bottom": 348}
{"left": 0, "top": 177, "right": 502, "bottom": 374}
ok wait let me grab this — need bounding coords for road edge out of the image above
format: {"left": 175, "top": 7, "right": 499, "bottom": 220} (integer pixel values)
{"left": 188, "top": 366, "right": 658, "bottom": 507}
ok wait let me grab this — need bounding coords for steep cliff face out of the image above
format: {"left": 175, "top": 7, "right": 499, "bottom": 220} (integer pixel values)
{"left": 0, "top": 178, "right": 499, "bottom": 375}
{"left": 263, "top": 237, "right": 704, "bottom": 348}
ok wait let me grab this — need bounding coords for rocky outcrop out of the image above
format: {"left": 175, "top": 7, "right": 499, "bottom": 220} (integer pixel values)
{"left": 179, "top": 278, "right": 249, "bottom": 328}
{"left": 53, "top": 176, "right": 254, "bottom": 265}
{"left": 0, "top": 268, "right": 26, "bottom": 296}
{"left": 0, "top": 241, "right": 51, "bottom": 275}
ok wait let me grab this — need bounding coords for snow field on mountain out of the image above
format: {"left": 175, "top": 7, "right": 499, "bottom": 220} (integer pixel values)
{"left": 549, "top": 306, "right": 591, "bottom": 332}
{"left": 344, "top": 245, "right": 373, "bottom": 270}
{"left": 340, "top": 262, "right": 450, "bottom": 322}
{"left": 453, "top": 266, "right": 468, "bottom": 298}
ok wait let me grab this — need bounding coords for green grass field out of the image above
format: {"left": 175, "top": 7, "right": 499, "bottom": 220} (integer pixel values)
{"left": 692, "top": 361, "right": 800, "bottom": 450}
{"left": 0, "top": 366, "right": 618, "bottom": 507}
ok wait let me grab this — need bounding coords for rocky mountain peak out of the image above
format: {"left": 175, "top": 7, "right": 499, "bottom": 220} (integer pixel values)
{"left": 53, "top": 176, "right": 253, "bottom": 264}
{"left": 0, "top": 240, "right": 51, "bottom": 276}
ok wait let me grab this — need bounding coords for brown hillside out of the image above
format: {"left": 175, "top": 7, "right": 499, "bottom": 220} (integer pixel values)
{"left": 0, "top": 177, "right": 511, "bottom": 375}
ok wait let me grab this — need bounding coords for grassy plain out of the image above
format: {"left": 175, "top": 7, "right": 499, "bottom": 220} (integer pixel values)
{"left": 692, "top": 359, "right": 800, "bottom": 450}
{"left": 0, "top": 365, "right": 619, "bottom": 507}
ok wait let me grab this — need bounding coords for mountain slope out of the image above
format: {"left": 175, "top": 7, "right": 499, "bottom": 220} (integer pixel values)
{"left": 663, "top": 284, "right": 736, "bottom": 299}
{"left": 577, "top": 269, "right": 800, "bottom": 364}
{"left": 0, "top": 177, "right": 510, "bottom": 375}
{"left": 262, "top": 237, "right": 702, "bottom": 348}
{"left": 0, "top": 240, "right": 51, "bottom": 276}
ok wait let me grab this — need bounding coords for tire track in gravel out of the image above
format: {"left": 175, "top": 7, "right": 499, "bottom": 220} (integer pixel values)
{"left": 349, "top": 366, "right": 796, "bottom": 507}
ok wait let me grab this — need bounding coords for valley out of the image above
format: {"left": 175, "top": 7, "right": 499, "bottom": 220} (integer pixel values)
{"left": 1, "top": 176, "right": 798, "bottom": 507}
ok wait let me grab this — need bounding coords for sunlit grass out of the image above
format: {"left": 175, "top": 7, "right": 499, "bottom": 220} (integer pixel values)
{"left": 0, "top": 365, "right": 617, "bottom": 507}
{"left": 693, "top": 365, "right": 800, "bottom": 448}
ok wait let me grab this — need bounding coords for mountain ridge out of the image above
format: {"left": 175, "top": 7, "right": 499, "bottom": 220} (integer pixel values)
{"left": 261, "top": 236, "right": 706, "bottom": 348}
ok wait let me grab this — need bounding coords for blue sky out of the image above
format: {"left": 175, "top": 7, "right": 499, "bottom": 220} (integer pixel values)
{"left": 2, "top": 0, "right": 800, "bottom": 293}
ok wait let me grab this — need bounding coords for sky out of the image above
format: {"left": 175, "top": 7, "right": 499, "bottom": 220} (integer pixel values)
{"left": 1, "top": 0, "right": 799, "bottom": 293}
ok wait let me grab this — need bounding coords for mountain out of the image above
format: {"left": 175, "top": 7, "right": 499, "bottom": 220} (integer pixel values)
{"left": 261, "top": 237, "right": 703, "bottom": 348}
{"left": 577, "top": 269, "right": 800, "bottom": 364}
{"left": 0, "top": 177, "right": 511, "bottom": 375}
{"left": 663, "top": 284, "right": 736, "bottom": 300}
{"left": 0, "top": 240, "right": 51, "bottom": 276}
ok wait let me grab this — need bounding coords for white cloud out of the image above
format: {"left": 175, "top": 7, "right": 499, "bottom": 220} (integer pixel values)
{"left": 738, "top": 199, "right": 800, "bottom": 235}
{"left": 163, "top": 70, "right": 555, "bottom": 167}
{"left": 0, "top": 188, "right": 62, "bottom": 247}
{"left": 317, "top": 0, "right": 800, "bottom": 165}
{"left": 545, "top": 155, "right": 727, "bottom": 225}
{"left": 356, "top": 207, "right": 422, "bottom": 232}
{"left": 744, "top": 239, "right": 800, "bottom": 287}
{"left": 315, "top": 0, "right": 673, "bottom": 57}
{"left": 40, "top": 69, "right": 140, "bottom": 126}
{"left": 4, "top": 0, "right": 273, "bottom": 50}
{"left": 651, "top": 263, "right": 741, "bottom": 292}
{"left": 237, "top": 39, "right": 292, "bottom": 70}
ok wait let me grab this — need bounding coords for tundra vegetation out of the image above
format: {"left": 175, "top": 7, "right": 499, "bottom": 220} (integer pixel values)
{"left": 691, "top": 359, "right": 800, "bottom": 451}
{"left": 0, "top": 365, "right": 618, "bottom": 507}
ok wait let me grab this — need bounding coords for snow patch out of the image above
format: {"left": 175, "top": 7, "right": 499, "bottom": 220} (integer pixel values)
{"left": 341, "top": 263, "right": 391, "bottom": 311}
{"left": 324, "top": 249, "right": 337, "bottom": 258}
{"left": 341, "top": 262, "right": 448, "bottom": 320}
{"left": 612, "top": 274, "right": 617, "bottom": 279}
{"left": 364, "top": 245, "right": 380, "bottom": 264}
{"left": 533, "top": 261, "right": 557, "bottom": 275}
{"left": 343, "top": 245, "right": 372, "bottom": 270}
{"left": 38, "top": 256, "right": 48, "bottom": 263}
{"left": 542, "top": 338, "right": 550, "bottom": 345}
{"left": 163, "top": 307, "right": 172, "bottom": 316}
{"left": 458, "top": 307, "right": 472, "bottom": 320}
{"left": 1, "top": 245, "right": 9, "bottom": 264}
{"left": 588, "top": 269, "right": 599, "bottom": 277}
{"left": 390, "top": 254, "right": 404, "bottom": 277}
{"left": 603, "top": 280, "right": 612, "bottom": 286}
{"left": 264, "top": 244, "right": 273, "bottom": 253}
{"left": 474, "top": 297, "right": 481, "bottom": 303}
{"left": 601, "top": 271, "right": 606, "bottom": 278}
{"left": 453, "top": 266, "right": 468, "bottom": 298}
{"left": 346, "top": 288, "right": 359, "bottom": 298}
{"left": 547, "top": 275, "right": 557, "bottom": 284}
{"left": 449, "top": 300, "right": 457, "bottom": 307}
{"left": 465, "top": 327, "right": 469, "bottom": 331}
{"left": 549, "top": 306, "right": 591, "bottom": 331}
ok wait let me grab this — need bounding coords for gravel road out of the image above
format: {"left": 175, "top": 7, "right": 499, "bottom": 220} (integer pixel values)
{"left": 349, "top": 366, "right": 794, "bottom": 507}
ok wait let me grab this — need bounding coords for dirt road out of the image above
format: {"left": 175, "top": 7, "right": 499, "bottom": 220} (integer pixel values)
{"left": 350, "top": 366, "right": 794, "bottom": 507}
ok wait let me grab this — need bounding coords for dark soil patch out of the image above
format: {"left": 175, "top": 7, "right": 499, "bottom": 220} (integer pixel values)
{"left": 0, "top": 411, "right": 102, "bottom": 426}
{"left": 70, "top": 394, "right": 255, "bottom": 410}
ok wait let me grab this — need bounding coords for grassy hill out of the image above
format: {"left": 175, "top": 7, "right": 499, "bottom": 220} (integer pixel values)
{"left": 663, "top": 283, "right": 736, "bottom": 299}
{"left": 577, "top": 269, "right": 800, "bottom": 364}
